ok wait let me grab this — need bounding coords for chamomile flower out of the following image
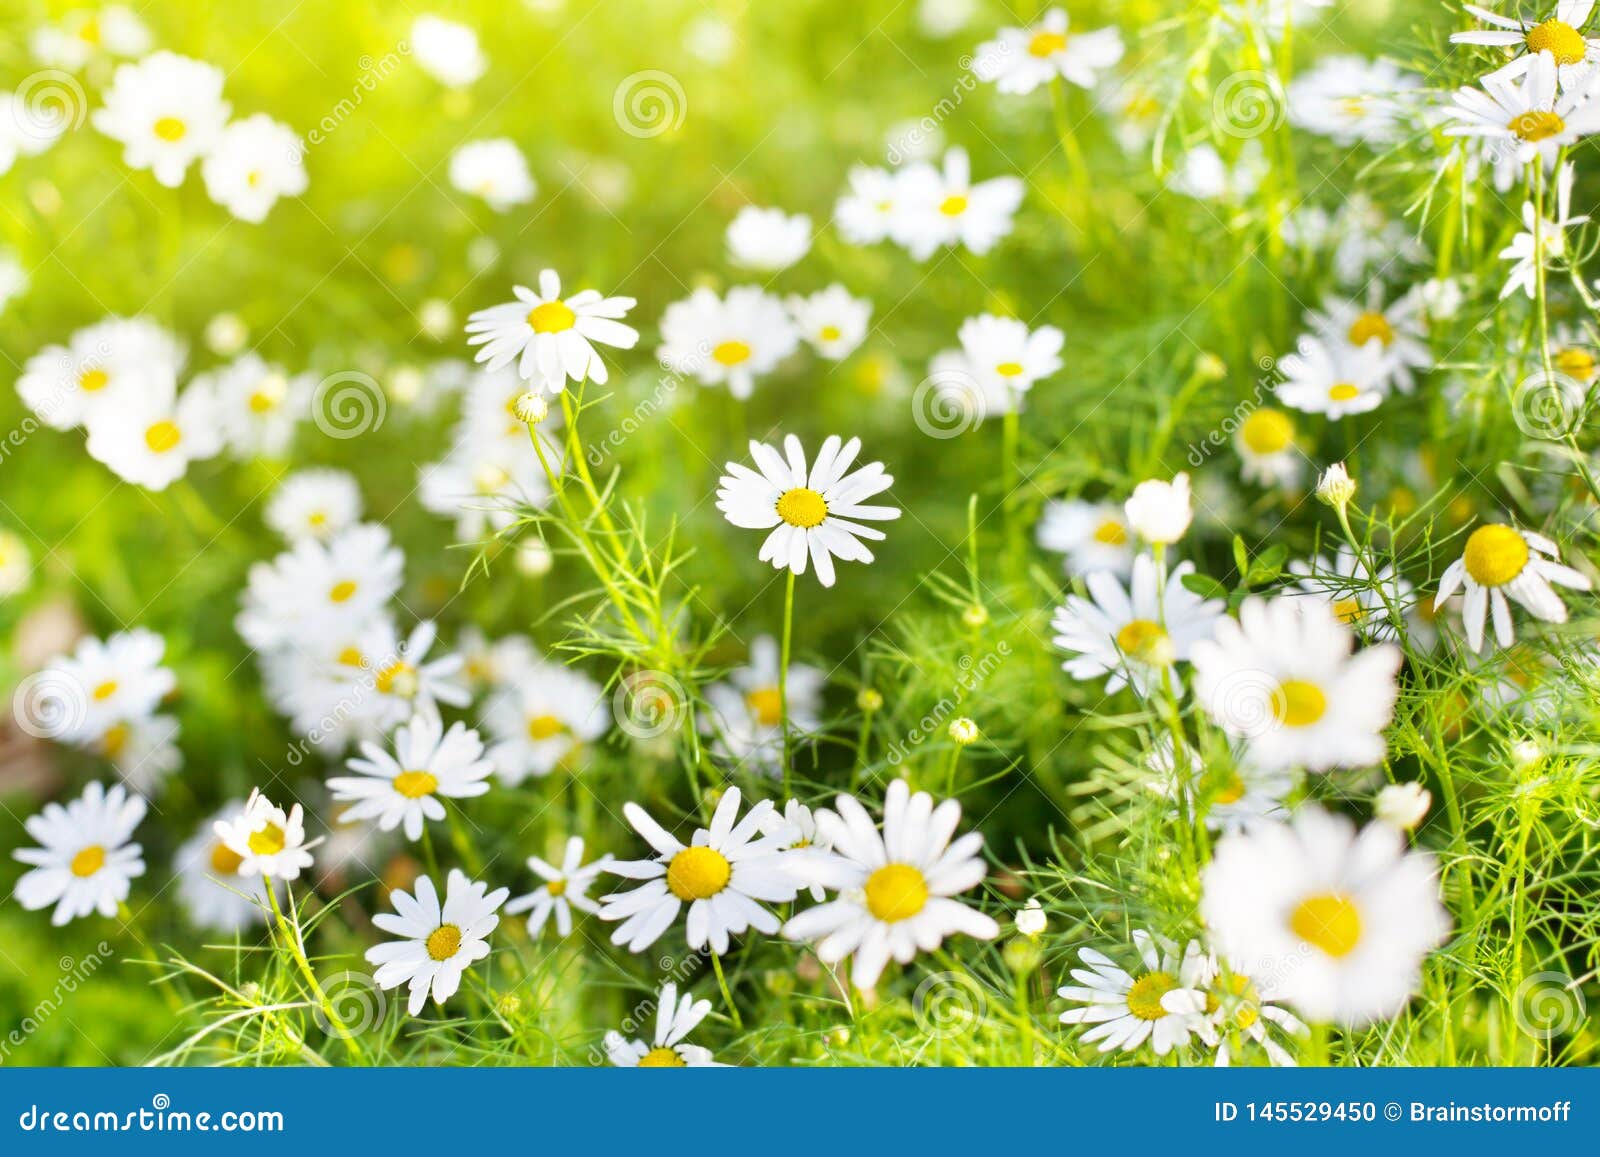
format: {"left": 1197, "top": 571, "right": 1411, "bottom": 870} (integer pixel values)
{"left": 892, "top": 147, "right": 1023, "bottom": 260}
{"left": 449, "top": 138, "right": 535, "bottom": 211}
{"left": 84, "top": 376, "right": 222, "bottom": 490}
{"left": 348, "top": 619, "right": 470, "bottom": 732}
{"left": 1035, "top": 500, "right": 1135, "bottom": 576}
{"left": 786, "top": 284, "right": 872, "bottom": 360}
{"left": 174, "top": 804, "right": 272, "bottom": 933}
{"left": 264, "top": 468, "right": 362, "bottom": 543}
{"left": 92, "top": 51, "right": 229, "bottom": 187}
{"left": 657, "top": 286, "right": 800, "bottom": 399}
{"left": 200, "top": 114, "right": 309, "bottom": 223}
{"left": 703, "top": 634, "right": 825, "bottom": 775}
{"left": 1274, "top": 335, "right": 1388, "bottom": 419}
{"left": 94, "top": 712, "right": 181, "bottom": 794}
{"left": 1307, "top": 288, "right": 1432, "bottom": 392}
{"left": 973, "top": 9, "right": 1125, "bottom": 94}
{"left": 367, "top": 869, "right": 508, "bottom": 1016}
{"left": 1443, "top": 51, "right": 1600, "bottom": 166}
{"left": 235, "top": 523, "right": 404, "bottom": 651}
{"left": 955, "top": 313, "right": 1064, "bottom": 400}
{"left": 1191, "top": 596, "right": 1402, "bottom": 773}
{"left": 716, "top": 434, "right": 901, "bottom": 587}
{"left": 483, "top": 660, "right": 608, "bottom": 784}
{"left": 1286, "top": 55, "right": 1418, "bottom": 147}
{"left": 1289, "top": 545, "right": 1414, "bottom": 641}
{"left": 1499, "top": 161, "right": 1587, "bottom": 300}
{"left": 456, "top": 628, "right": 536, "bottom": 692}
{"left": 44, "top": 627, "right": 175, "bottom": 743}
{"left": 213, "top": 789, "right": 322, "bottom": 881}
{"left": 1124, "top": 472, "right": 1193, "bottom": 545}
{"left": 1167, "top": 959, "right": 1308, "bottom": 1067}
{"left": 1233, "top": 406, "right": 1302, "bottom": 487}
{"left": 726, "top": 205, "right": 813, "bottom": 271}
{"left": 1201, "top": 807, "right": 1449, "bottom": 1026}
{"left": 600, "top": 787, "right": 801, "bottom": 954}
{"left": 411, "top": 15, "right": 487, "bottom": 87}
{"left": 759, "top": 799, "right": 833, "bottom": 901}
{"left": 1434, "top": 523, "right": 1591, "bottom": 652}
{"left": 31, "top": 7, "right": 152, "bottom": 70}
{"left": 782, "top": 779, "right": 1000, "bottom": 990}
{"left": 505, "top": 836, "right": 613, "bottom": 937}
{"left": 1057, "top": 930, "right": 1211, "bottom": 1055}
{"left": 604, "top": 983, "right": 724, "bottom": 1067}
{"left": 834, "top": 164, "right": 903, "bottom": 244}
{"left": 465, "top": 270, "right": 638, "bottom": 392}
{"left": 1147, "top": 737, "right": 1300, "bottom": 835}
{"left": 1051, "top": 554, "right": 1224, "bottom": 697}
{"left": 1451, "top": 2, "right": 1600, "bottom": 92}
{"left": 198, "top": 353, "right": 312, "bottom": 457}
{"left": 1375, "top": 781, "right": 1432, "bottom": 830}
{"left": 16, "top": 316, "right": 184, "bottom": 431}
{"left": 13, "top": 782, "right": 146, "bottom": 926}
{"left": 330, "top": 713, "right": 493, "bottom": 841}
{"left": 1166, "top": 141, "right": 1267, "bottom": 201}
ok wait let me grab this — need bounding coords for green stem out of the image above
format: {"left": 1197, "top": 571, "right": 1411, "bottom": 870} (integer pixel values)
{"left": 780, "top": 568, "right": 797, "bottom": 797}
{"left": 266, "top": 882, "right": 366, "bottom": 1064}
{"left": 709, "top": 951, "right": 743, "bottom": 1030}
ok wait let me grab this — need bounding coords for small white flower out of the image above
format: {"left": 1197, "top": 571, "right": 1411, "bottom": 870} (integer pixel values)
{"left": 92, "top": 51, "right": 230, "bottom": 187}
{"left": 505, "top": 836, "right": 613, "bottom": 937}
{"left": 13, "top": 782, "right": 146, "bottom": 925}
{"left": 1124, "top": 472, "right": 1193, "bottom": 545}
{"left": 834, "top": 164, "right": 904, "bottom": 245}
{"left": 726, "top": 205, "right": 812, "bottom": 271}
{"left": 448, "top": 139, "right": 535, "bottom": 211}
{"left": 1306, "top": 287, "right": 1432, "bottom": 392}
{"left": 175, "top": 803, "right": 273, "bottom": 933}
{"left": 657, "top": 286, "right": 800, "bottom": 399}
{"left": 1434, "top": 522, "right": 1591, "bottom": 651}
{"left": 1375, "top": 781, "right": 1432, "bottom": 830}
{"left": 1275, "top": 335, "right": 1387, "bottom": 419}
{"left": 702, "top": 634, "right": 825, "bottom": 776}
{"left": 1315, "top": 462, "right": 1357, "bottom": 508}
{"left": 201, "top": 114, "right": 308, "bottom": 223}
{"left": 956, "top": 313, "right": 1064, "bottom": 400}
{"left": 758, "top": 799, "right": 834, "bottom": 901}
{"left": 1289, "top": 545, "right": 1414, "bottom": 641}
{"left": 1036, "top": 500, "right": 1134, "bottom": 576}
{"left": 483, "top": 660, "right": 608, "bottom": 784}
{"left": 1233, "top": 406, "right": 1302, "bottom": 487}
{"left": 235, "top": 523, "right": 404, "bottom": 650}
{"left": 465, "top": 270, "right": 638, "bottom": 392}
{"left": 366, "top": 869, "right": 508, "bottom": 1016}
{"left": 786, "top": 284, "right": 872, "bottom": 360}
{"left": 1167, "top": 141, "right": 1267, "bottom": 201}
{"left": 1443, "top": 52, "right": 1600, "bottom": 166}
{"left": 204, "top": 312, "right": 249, "bottom": 356}
{"left": 891, "top": 147, "right": 1023, "bottom": 260}
{"left": 31, "top": 7, "right": 151, "bottom": 70}
{"left": 329, "top": 713, "right": 494, "bottom": 841}
{"left": 197, "top": 353, "right": 313, "bottom": 457}
{"left": 974, "top": 8, "right": 1125, "bottom": 94}
{"left": 213, "top": 789, "right": 323, "bottom": 881}
{"left": 44, "top": 627, "right": 175, "bottom": 744}
{"left": 1015, "top": 897, "right": 1047, "bottom": 938}
{"left": 1167, "top": 956, "right": 1308, "bottom": 1067}
{"left": 264, "top": 468, "right": 363, "bottom": 543}
{"left": 17, "top": 316, "right": 184, "bottom": 431}
{"left": 1287, "top": 55, "right": 1418, "bottom": 147}
{"left": 604, "top": 982, "right": 724, "bottom": 1066}
{"left": 411, "top": 15, "right": 487, "bottom": 87}
{"left": 1499, "top": 161, "right": 1587, "bottom": 300}
{"left": 1057, "top": 930, "right": 1212, "bottom": 1055}
{"left": 84, "top": 376, "right": 222, "bottom": 490}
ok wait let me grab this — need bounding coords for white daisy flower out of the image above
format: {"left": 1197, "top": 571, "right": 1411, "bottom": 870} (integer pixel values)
{"left": 658, "top": 286, "right": 800, "bottom": 399}
{"left": 456, "top": 627, "right": 536, "bottom": 692}
{"left": 31, "top": 6, "right": 151, "bottom": 70}
{"left": 13, "top": 782, "right": 146, "bottom": 926}
{"left": 1035, "top": 499, "right": 1135, "bottom": 576}
{"left": 1166, "top": 957, "right": 1308, "bottom": 1067}
{"left": 505, "top": 836, "right": 613, "bottom": 937}
{"left": 366, "top": 869, "right": 508, "bottom": 1016}
{"left": 1289, "top": 545, "right": 1414, "bottom": 641}
{"left": 448, "top": 138, "right": 535, "bottom": 211}
{"left": 1442, "top": 51, "right": 1600, "bottom": 166}
{"left": 1451, "top": 2, "right": 1600, "bottom": 91}
{"left": 1146, "top": 737, "right": 1299, "bottom": 835}
{"left": 1307, "top": 287, "right": 1432, "bottom": 392}
{"left": 924, "top": 346, "right": 1020, "bottom": 421}
{"left": 716, "top": 434, "right": 901, "bottom": 587}
{"left": 702, "top": 634, "right": 825, "bottom": 776}
{"left": 16, "top": 316, "right": 184, "bottom": 431}
{"left": 956, "top": 313, "right": 1064, "bottom": 400}
{"left": 1191, "top": 596, "right": 1402, "bottom": 773}
{"left": 975, "top": 9, "right": 1125, "bottom": 94}
{"left": 264, "top": 468, "right": 362, "bottom": 543}
{"left": 212, "top": 789, "right": 323, "bottom": 881}
{"left": 194, "top": 352, "right": 312, "bottom": 458}
{"left": 0, "top": 528, "right": 32, "bottom": 597}
{"left": 726, "top": 205, "right": 812, "bottom": 271}
{"left": 834, "top": 164, "right": 904, "bottom": 245}
{"left": 1166, "top": 141, "right": 1268, "bottom": 201}
{"left": 600, "top": 787, "right": 801, "bottom": 954}
{"left": 44, "top": 627, "right": 175, "bottom": 744}
{"left": 1274, "top": 334, "right": 1388, "bottom": 419}
{"left": 92, "top": 51, "right": 229, "bottom": 187}
{"left": 759, "top": 799, "right": 833, "bottom": 901}
{"left": 94, "top": 712, "right": 181, "bottom": 794}
{"left": 1287, "top": 55, "right": 1418, "bottom": 147}
{"left": 1051, "top": 554, "right": 1224, "bottom": 697}
{"left": 329, "top": 713, "right": 493, "bottom": 841}
{"left": 1201, "top": 807, "right": 1450, "bottom": 1026}
{"left": 1124, "top": 472, "right": 1193, "bottom": 546}
{"left": 348, "top": 618, "right": 470, "bottom": 733}
{"left": 1057, "top": 930, "right": 1212, "bottom": 1055}
{"left": 418, "top": 440, "right": 552, "bottom": 544}
{"left": 1233, "top": 406, "right": 1302, "bottom": 487}
{"left": 786, "top": 284, "right": 872, "bottom": 360}
{"left": 483, "top": 659, "right": 608, "bottom": 784}
{"left": 174, "top": 803, "right": 273, "bottom": 933}
{"left": 465, "top": 270, "right": 638, "bottom": 392}
{"left": 200, "top": 114, "right": 309, "bottom": 223}
{"left": 411, "top": 15, "right": 487, "bottom": 87}
{"left": 84, "top": 375, "right": 222, "bottom": 490}
{"left": 604, "top": 982, "right": 724, "bottom": 1067}
{"left": 891, "top": 147, "right": 1023, "bottom": 260}
{"left": 1499, "top": 160, "right": 1587, "bottom": 300}
{"left": 782, "top": 779, "right": 1000, "bottom": 990}
{"left": 1435, "top": 522, "right": 1591, "bottom": 652}
{"left": 235, "top": 523, "right": 404, "bottom": 651}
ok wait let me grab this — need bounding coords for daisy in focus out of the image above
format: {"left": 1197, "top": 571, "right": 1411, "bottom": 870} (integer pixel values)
{"left": 657, "top": 286, "right": 800, "bottom": 399}
{"left": 605, "top": 982, "right": 724, "bottom": 1067}
{"left": 366, "top": 869, "right": 508, "bottom": 1016}
{"left": 974, "top": 9, "right": 1125, "bottom": 94}
{"left": 1450, "top": 2, "right": 1600, "bottom": 91}
{"left": 13, "top": 782, "right": 146, "bottom": 926}
{"left": 329, "top": 713, "right": 494, "bottom": 841}
{"left": 175, "top": 803, "right": 272, "bottom": 934}
{"left": 726, "top": 205, "right": 812, "bottom": 271}
{"left": 1035, "top": 499, "right": 1134, "bottom": 576}
{"left": 716, "top": 434, "right": 900, "bottom": 586}
{"left": 1167, "top": 959, "right": 1308, "bottom": 1067}
{"left": 1057, "top": 929, "right": 1211, "bottom": 1056}
{"left": 505, "top": 836, "right": 613, "bottom": 937}
{"left": 92, "top": 51, "right": 230, "bottom": 187}
{"left": 212, "top": 789, "right": 322, "bottom": 881}
{"left": 465, "top": 271, "right": 638, "bottom": 392}
{"left": 1434, "top": 522, "right": 1591, "bottom": 651}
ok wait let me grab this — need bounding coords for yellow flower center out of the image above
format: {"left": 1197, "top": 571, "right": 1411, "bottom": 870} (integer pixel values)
{"left": 1028, "top": 30, "right": 1068, "bottom": 57}
{"left": 426, "top": 923, "right": 462, "bottom": 961}
{"left": 527, "top": 300, "right": 577, "bottom": 333}
{"left": 1462, "top": 524, "right": 1529, "bottom": 587}
{"left": 1125, "top": 971, "right": 1178, "bottom": 1021}
{"left": 995, "top": 361, "right": 1025, "bottom": 378}
{"left": 1346, "top": 310, "right": 1394, "bottom": 347}
{"left": 1330, "top": 597, "right": 1364, "bottom": 624}
{"left": 938, "top": 194, "right": 969, "bottom": 217}
{"left": 527, "top": 713, "right": 566, "bottom": 741}
{"left": 1289, "top": 892, "right": 1363, "bottom": 958}
{"left": 1114, "top": 618, "right": 1169, "bottom": 664}
{"left": 153, "top": 116, "right": 187, "bottom": 142}
{"left": 392, "top": 770, "right": 438, "bottom": 799}
{"left": 80, "top": 17, "right": 102, "bottom": 45}
{"left": 1239, "top": 407, "right": 1294, "bottom": 455}
{"left": 337, "top": 646, "right": 365, "bottom": 667}
{"left": 546, "top": 878, "right": 568, "bottom": 896}
{"left": 1092, "top": 518, "right": 1128, "bottom": 545}
{"left": 308, "top": 510, "right": 328, "bottom": 527}
{"left": 745, "top": 686, "right": 783, "bottom": 727}
{"left": 637, "top": 1046, "right": 687, "bottom": 1067}
{"left": 712, "top": 340, "right": 751, "bottom": 366}
{"left": 248, "top": 373, "right": 287, "bottom": 414}
{"left": 1214, "top": 772, "right": 1246, "bottom": 805}
{"left": 328, "top": 579, "right": 358, "bottom": 603}
{"left": 1209, "top": 972, "right": 1261, "bottom": 1029}
{"left": 1554, "top": 346, "right": 1597, "bottom": 381}
{"left": 1327, "top": 382, "right": 1361, "bottom": 402}
{"left": 1527, "top": 19, "right": 1588, "bottom": 67}
{"left": 863, "top": 862, "right": 929, "bottom": 923}
{"left": 248, "top": 822, "right": 286, "bottom": 856}
{"left": 144, "top": 420, "right": 182, "bottom": 454}
{"left": 210, "top": 841, "right": 244, "bottom": 874}
{"left": 375, "top": 661, "right": 416, "bottom": 697}
{"left": 70, "top": 845, "right": 106, "bottom": 878}
{"left": 79, "top": 368, "right": 109, "bottom": 392}
{"left": 1509, "top": 109, "right": 1566, "bottom": 142}
{"left": 666, "top": 845, "right": 732, "bottom": 901}
{"left": 101, "top": 721, "right": 131, "bottom": 757}
{"left": 819, "top": 324, "right": 842, "bottom": 342}
{"left": 776, "top": 487, "right": 828, "bottom": 528}
{"left": 1271, "top": 679, "right": 1326, "bottom": 727}
{"left": 92, "top": 679, "right": 119, "bottom": 701}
